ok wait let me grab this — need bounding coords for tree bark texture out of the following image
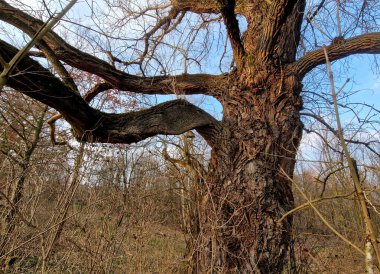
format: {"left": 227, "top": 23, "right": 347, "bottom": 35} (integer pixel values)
{"left": 195, "top": 72, "right": 303, "bottom": 273}
{"left": 190, "top": 1, "right": 305, "bottom": 270}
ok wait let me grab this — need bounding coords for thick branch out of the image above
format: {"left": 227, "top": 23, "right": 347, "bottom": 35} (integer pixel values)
{"left": 172, "top": 0, "right": 219, "bottom": 13}
{"left": 293, "top": 33, "right": 380, "bottom": 77}
{"left": 172, "top": 0, "right": 253, "bottom": 15}
{"left": 217, "top": 0, "right": 245, "bottom": 69}
{"left": 48, "top": 82, "right": 114, "bottom": 145}
{"left": 0, "top": 39, "right": 97, "bottom": 132}
{"left": 257, "top": 0, "right": 305, "bottom": 62}
{"left": 93, "top": 100, "right": 221, "bottom": 146}
{"left": 0, "top": 0, "right": 224, "bottom": 95}
{"left": 0, "top": 39, "right": 220, "bottom": 146}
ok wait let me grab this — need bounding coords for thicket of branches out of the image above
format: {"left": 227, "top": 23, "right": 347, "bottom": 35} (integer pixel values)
{"left": 0, "top": 88, "right": 379, "bottom": 273}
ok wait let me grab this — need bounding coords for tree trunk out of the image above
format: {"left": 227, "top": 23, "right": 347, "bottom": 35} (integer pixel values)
{"left": 196, "top": 73, "right": 303, "bottom": 273}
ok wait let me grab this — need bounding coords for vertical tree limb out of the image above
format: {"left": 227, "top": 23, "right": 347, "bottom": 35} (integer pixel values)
{"left": 323, "top": 45, "right": 380, "bottom": 268}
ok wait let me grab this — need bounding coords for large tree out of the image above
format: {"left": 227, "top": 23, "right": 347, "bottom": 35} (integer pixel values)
{"left": 0, "top": 0, "right": 379, "bottom": 272}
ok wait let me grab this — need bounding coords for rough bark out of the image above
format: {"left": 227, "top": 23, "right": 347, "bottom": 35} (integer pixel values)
{"left": 194, "top": 71, "right": 303, "bottom": 273}
{"left": 182, "top": 2, "right": 306, "bottom": 271}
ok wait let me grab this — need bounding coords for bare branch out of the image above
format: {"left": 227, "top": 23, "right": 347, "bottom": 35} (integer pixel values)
{"left": 0, "top": 0, "right": 225, "bottom": 96}
{"left": 0, "top": 39, "right": 221, "bottom": 146}
{"left": 256, "top": 0, "right": 306, "bottom": 62}
{"left": 47, "top": 82, "right": 114, "bottom": 145}
{"left": 323, "top": 45, "right": 380, "bottom": 266}
{"left": 47, "top": 116, "right": 67, "bottom": 146}
{"left": 279, "top": 191, "right": 354, "bottom": 222}
{"left": 82, "top": 82, "right": 114, "bottom": 103}
{"left": 217, "top": 0, "right": 245, "bottom": 69}
{"left": 293, "top": 32, "right": 380, "bottom": 77}
{"left": 301, "top": 112, "right": 380, "bottom": 158}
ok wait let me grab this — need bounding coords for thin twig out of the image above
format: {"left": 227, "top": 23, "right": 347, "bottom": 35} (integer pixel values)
{"left": 279, "top": 191, "right": 354, "bottom": 222}
{"left": 280, "top": 168, "right": 365, "bottom": 256}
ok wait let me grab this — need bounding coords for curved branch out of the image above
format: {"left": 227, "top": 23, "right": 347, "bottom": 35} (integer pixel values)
{"left": 48, "top": 82, "right": 114, "bottom": 145}
{"left": 293, "top": 32, "right": 380, "bottom": 77}
{"left": 0, "top": 0, "right": 225, "bottom": 96}
{"left": 82, "top": 82, "right": 114, "bottom": 103}
{"left": 0, "top": 39, "right": 221, "bottom": 146}
{"left": 137, "top": 8, "right": 181, "bottom": 66}
{"left": 89, "top": 100, "right": 221, "bottom": 147}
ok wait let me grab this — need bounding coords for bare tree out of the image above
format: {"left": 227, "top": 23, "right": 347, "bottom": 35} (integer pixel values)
{"left": 0, "top": 92, "right": 47, "bottom": 254}
{"left": 0, "top": 0, "right": 379, "bottom": 272}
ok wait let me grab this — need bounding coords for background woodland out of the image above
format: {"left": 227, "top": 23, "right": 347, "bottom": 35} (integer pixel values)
{"left": 0, "top": 0, "right": 379, "bottom": 273}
